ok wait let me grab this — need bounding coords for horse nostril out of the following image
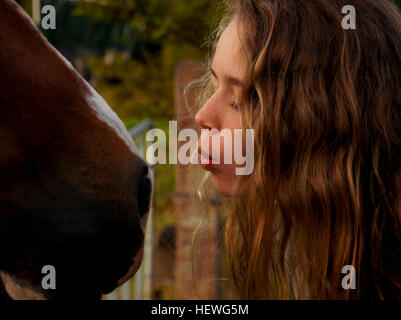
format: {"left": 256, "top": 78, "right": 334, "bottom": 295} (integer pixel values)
{"left": 137, "top": 168, "right": 152, "bottom": 217}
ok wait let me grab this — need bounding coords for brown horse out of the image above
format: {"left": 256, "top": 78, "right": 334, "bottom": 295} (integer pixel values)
{"left": 0, "top": 0, "right": 151, "bottom": 299}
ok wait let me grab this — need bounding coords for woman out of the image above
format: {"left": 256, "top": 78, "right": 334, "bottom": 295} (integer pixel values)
{"left": 194, "top": 0, "right": 401, "bottom": 299}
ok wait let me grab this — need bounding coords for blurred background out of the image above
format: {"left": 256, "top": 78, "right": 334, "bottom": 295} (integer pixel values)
{"left": 16, "top": 0, "right": 228, "bottom": 300}
{"left": 16, "top": 0, "right": 401, "bottom": 300}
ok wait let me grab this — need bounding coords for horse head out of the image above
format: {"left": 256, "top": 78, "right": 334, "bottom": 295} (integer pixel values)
{"left": 0, "top": 0, "right": 151, "bottom": 300}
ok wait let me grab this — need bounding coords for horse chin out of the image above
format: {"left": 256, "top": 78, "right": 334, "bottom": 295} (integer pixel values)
{"left": 0, "top": 244, "right": 146, "bottom": 300}
{"left": 0, "top": 272, "right": 46, "bottom": 300}
{"left": 115, "top": 212, "right": 148, "bottom": 289}
{"left": 113, "top": 247, "right": 144, "bottom": 289}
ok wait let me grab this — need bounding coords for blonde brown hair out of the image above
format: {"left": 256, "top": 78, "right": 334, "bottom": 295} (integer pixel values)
{"left": 195, "top": 0, "right": 401, "bottom": 299}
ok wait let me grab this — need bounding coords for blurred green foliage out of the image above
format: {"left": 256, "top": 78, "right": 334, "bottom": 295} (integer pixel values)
{"left": 74, "top": 0, "right": 222, "bottom": 120}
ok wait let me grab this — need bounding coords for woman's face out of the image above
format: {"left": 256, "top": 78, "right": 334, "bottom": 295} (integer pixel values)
{"left": 195, "top": 19, "right": 248, "bottom": 196}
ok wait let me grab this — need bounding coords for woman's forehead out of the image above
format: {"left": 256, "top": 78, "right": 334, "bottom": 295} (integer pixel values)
{"left": 212, "top": 19, "right": 248, "bottom": 84}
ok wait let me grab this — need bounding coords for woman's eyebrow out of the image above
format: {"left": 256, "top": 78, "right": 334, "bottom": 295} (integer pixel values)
{"left": 210, "top": 68, "right": 244, "bottom": 87}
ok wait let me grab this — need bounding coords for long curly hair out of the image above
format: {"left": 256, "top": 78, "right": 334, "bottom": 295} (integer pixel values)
{"left": 195, "top": 0, "right": 401, "bottom": 299}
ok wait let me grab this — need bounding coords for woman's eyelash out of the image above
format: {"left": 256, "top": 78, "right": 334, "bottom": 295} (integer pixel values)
{"left": 208, "top": 86, "right": 241, "bottom": 110}
{"left": 229, "top": 101, "right": 241, "bottom": 110}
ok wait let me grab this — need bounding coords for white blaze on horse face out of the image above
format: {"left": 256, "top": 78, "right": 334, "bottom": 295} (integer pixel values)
{"left": 85, "top": 85, "right": 140, "bottom": 156}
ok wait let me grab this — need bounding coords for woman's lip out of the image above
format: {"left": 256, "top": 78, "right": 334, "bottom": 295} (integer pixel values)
{"left": 201, "top": 152, "right": 213, "bottom": 161}
{"left": 199, "top": 150, "right": 214, "bottom": 170}
{"left": 200, "top": 153, "right": 213, "bottom": 164}
{"left": 197, "top": 146, "right": 213, "bottom": 161}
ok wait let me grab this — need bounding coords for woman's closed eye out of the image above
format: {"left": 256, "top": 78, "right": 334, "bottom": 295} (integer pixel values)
{"left": 208, "top": 80, "right": 241, "bottom": 111}
{"left": 229, "top": 101, "right": 241, "bottom": 110}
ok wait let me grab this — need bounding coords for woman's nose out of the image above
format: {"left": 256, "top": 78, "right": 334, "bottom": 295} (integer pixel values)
{"left": 195, "top": 98, "right": 218, "bottom": 130}
{"left": 194, "top": 108, "right": 208, "bottom": 129}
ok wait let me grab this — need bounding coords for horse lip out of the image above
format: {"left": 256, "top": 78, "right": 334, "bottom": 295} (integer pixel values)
{"left": 138, "top": 175, "right": 152, "bottom": 217}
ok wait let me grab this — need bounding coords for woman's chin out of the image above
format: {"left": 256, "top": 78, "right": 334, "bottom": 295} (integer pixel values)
{"left": 211, "top": 173, "right": 236, "bottom": 196}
